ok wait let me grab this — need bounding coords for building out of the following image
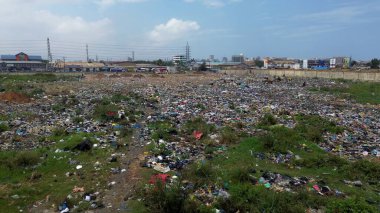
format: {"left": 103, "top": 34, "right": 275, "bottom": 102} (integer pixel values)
{"left": 53, "top": 61, "right": 106, "bottom": 72}
{"left": 264, "top": 58, "right": 270, "bottom": 69}
{"left": 343, "top": 57, "right": 351, "bottom": 69}
{"left": 231, "top": 54, "right": 244, "bottom": 63}
{"left": 0, "top": 52, "right": 45, "bottom": 71}
{"left": 172, "top": 55, "right": 186, "bottom": 65}
{"left": 330, "top": 58, "right": 336, "bottom": 68}
{"left": 222, "top": 57, "right": 228, "bottom": 63}
{"left": 303, "top": 60, "right": 308, "bottom": 69}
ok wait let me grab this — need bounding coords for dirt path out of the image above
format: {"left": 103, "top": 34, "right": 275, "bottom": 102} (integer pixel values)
{"left": 98, "top": 110, "right": 156, "bottom": 212}
{"left": 98, "top": 133, "right": 146, "bottom": 213}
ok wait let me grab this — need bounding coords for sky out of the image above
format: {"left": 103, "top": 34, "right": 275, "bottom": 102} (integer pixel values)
{"left": 0, "top": 0, "right": 379, "bottom": 61}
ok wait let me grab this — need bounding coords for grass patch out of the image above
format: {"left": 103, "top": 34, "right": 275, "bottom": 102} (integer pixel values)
{"left": 310, "top": 81, "right": 380, "bottom": 104}
{"left": 0, "top": 73, "right": 78, "bottom": 83}
{"left": 219, "top": 127, "right": 239, "bottom": 144}
{"left": 148, "top": 120, "right": 177, "bottom": 142}
{"left": 144, "top": 121, "right": 379, "bottom": 212}
{"left": 0, "top": 123, "right": 9, "bottom": 133}
{"left": 294, "top": 114, "right": 344, "bottom": 143}
{"left": 93, "top": 102, "right": 120, "bottom": 121}
{"left": 0, "top": 132, "right": 118, "bottom": 212}
{"left": 257, "top": 113, "right": 277, "bottom": 128}
{"left": 182, "top": 117, "right": 215, "bottom": 139}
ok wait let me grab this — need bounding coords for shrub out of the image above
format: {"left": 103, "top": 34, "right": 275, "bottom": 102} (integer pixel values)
{"left": 0, "top": 123, "right": 9, "bottom": 133}
{"left": 183, "top": 117, "right": 215, "bottom": 139}
{"left": 144, "top": 182, "right": 186, "bottom": 213}
{"left": 220, "top": 127, "right": 239, "bottom": 144}
{"left": 52, "top": 104, "right": 65, "bottom": 112}
{"left": 219, "top": 184, "right": 306, "bottom": 213}
{"left": 341, "top": 160, "right": 380, "bottom": 181}
{"left": 111, "top": 93, "right": 130, "bottom": 103}
{"left": 326, "top": 197, "right": 377, "bottom": 213}
{"left": 296, "top": 154, "right": 348, "bottom": 169}
{"left": 294, "top": 115, "right": 344, "bottom": 143}
{"left": 259, "top": 126, "right": 301, "bottom": 153}
{"left": 73, "top": 116, "right": 84, "bottom": 124}
{"left": 93, "top": 103, "right": 119, "bottom": 121}
{"left": 52, "top": 127, "right": 67, "bottom": 137}
{"left": 258, "top": 113, "right": 277, "bottom": 127}
{"left": 14, "top": 151, "right": 40, "bottom": 167}
{"left": 149, "top": 120, "right": 177, "bottom": 141}
{"left": 231, "top": 167, "right": 252, "bottom": 183}
{"left": 195, "top": 161, "right": 214, "bottom": 178}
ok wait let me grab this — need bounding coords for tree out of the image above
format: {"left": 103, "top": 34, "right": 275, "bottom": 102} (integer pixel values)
{"left": 254, "top": 60, "right": 264, "bottom": 68}
{"left": 198, "top": 62, "right": 207, "bottom": 71}
{"left": 350, "top": 60, "right": 358, "bottom": 67}
{"left": 370, "top": 58, "right": 379, "bottom": 69}
{"left": 155, "top": 59, "right": 164, "bottom": 66}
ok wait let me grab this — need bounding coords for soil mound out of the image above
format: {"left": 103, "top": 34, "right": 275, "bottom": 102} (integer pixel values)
{"left": 0, "top": 92, "right": 31, "bottom": 103}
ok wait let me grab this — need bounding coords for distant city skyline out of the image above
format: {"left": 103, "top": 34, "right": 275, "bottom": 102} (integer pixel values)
{"left": 0, "top": 0, "right": 379, "bottom": 61}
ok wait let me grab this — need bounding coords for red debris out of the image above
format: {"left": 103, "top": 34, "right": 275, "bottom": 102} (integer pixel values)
{"left": 193, "top": 130, "right": 203, "bottom": 140}
{"left": 106, "top": 111, "right": 117, "bottom": 117}
{"left": 149, "top": 174, "right": 170, "bottom": 185}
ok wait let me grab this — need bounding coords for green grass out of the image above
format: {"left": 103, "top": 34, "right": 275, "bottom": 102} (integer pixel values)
{"left": 0, "top": 73, "right": 78, "bottom": 83}
{"left": 310, "top": 81, "right": 380, "bottom": 104}
{"left": 140, "top": 114, "right": 379, "bottom": 212}
{"left": 0, "top": 73, "right": 80, "bottom": 98}
{"left": 182, "top": 117, "right": 215, "bottom": 140}
{"left": 148, "top": 120, "right": 177, "bottom": 142}
{"left": 0, "top": 132, "right": 120, "bottom": 212}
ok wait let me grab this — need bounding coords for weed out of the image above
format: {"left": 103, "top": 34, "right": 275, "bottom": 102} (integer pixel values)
{"left": 73, "top": 116, "right": 84, "bottom": 124}
{"left": 258, "top": 113, "right": 277, "bottom": 128}
{"left": 182, "top": 117, "right": 215, "bottom": 139}
{"left": 144, "top": 182, "right": 186, "bottom": 213}
{"left": 0, "top": 123, "right": 9, "bottom": 133}
{"left": 220, "top": 127, "right": 239, "bottom": 144}
{"left": 296, "top": 154, "right": 349, "bottom": 169}
{"left": 111, "top": 93, "right": 130, "bottom": 103}
{"left": 310, "top": 81, "right": 380, "bottom": 104}
{"left": 52, "top": 127, "right": 68, "bottom": 137}
{"left": 14, "top": 151, "right": 40, "bottom": 168}
{"left": 52, "top": 104, "right": 66, "bottom": 112}
{"left": 149, "top": 120, "right": 177, "bottom": 141}
{"left": 259, "top": 126, "right": 302, "bottom": 153}
{"left": 326, "top": 197, "right": 377, "bottom": 213}
{"left": 294, "top": 114, "right": 344, "bottom": 142}
{"left": 93, "top": 103, "right": 119, "bottom": 121}
{"left": 341, "top": 160, "right": 380, "bottom": 182}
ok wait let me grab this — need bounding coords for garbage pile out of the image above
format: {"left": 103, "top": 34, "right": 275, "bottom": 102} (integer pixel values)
{"left": 139, "top": 75, "right": 379, "bottom": 161}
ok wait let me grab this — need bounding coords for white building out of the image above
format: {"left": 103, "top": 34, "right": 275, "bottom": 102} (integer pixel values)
{"left": 330, "top": 58, "right": 336, "bottom": 68}
{"left": 172, "top": 55, "right": 186, "bottom": 65}
{"left": 302, "top": 60, "right": 308, "bottom": 69}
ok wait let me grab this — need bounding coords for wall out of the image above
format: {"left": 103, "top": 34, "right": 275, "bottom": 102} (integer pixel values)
{"left": 222, "top": 69, "right": 380, "bottom": 82}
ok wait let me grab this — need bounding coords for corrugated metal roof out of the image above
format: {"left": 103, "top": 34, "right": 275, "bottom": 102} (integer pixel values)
{"left": 29, "top": 56, "right": 42, "bottom": 61}
{"left": 1, "top": 55, "right": 16, "bottom": 60}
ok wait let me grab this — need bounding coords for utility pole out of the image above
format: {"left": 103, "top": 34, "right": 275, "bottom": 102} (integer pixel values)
{"left": 63, "top": 57, "right": 66, "bottom": 72}
{"left": 86, "top": 44, "right": 89, "bottom": 62}
{"left": 47, "top": 38, "right": 53, "bottom": 71}
{"left": 186, "top": 42, "right": 190, "bottom": 62}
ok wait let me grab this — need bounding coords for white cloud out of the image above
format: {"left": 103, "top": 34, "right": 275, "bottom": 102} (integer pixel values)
{"left": 184, "top": 0, "right": 241, "bottom": 8}
{"left": 97, "top": 0, "right": 147, "bottom": 7}
{"left": 149, "top": 18, "right": 200, "bottom": 44}
{"left": 0, "top": 1, "right": 113, "bottom": 41}
{"left": 0, "top": 0, "right": 114, "bottom": 60}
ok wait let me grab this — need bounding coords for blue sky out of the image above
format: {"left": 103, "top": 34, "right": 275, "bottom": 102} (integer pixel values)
{"left": 0, "top": 0, "right": 379, "bottom": 61}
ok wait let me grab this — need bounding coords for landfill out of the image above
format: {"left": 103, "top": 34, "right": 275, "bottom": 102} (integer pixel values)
{"left": 1, "top": 73, "right": 379, "bottom": 212}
